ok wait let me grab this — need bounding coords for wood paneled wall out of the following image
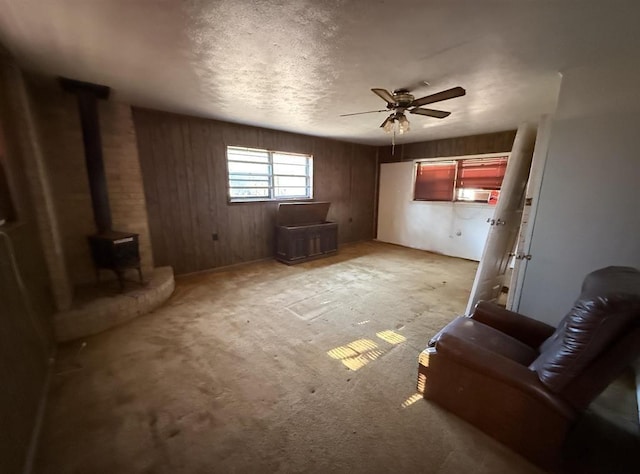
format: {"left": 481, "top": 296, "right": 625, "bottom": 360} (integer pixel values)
{"left": 379, "top": 130, "right": 517, "bottom": 162}
{"left": 0, "top": 224, "right": 53, "bottom": 474}
{"left": 133, "top": 109, "right": 377, "bottom": 275}
{"left": 0, "top": 49, "right": 54, "bottom": 474}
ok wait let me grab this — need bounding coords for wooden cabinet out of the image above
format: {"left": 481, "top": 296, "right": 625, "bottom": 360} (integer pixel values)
{"left": 275, "top": 202, "right": 338, "bottom": 264}
{"left": 276, "top": 222, "right": 337, "bottom": 264}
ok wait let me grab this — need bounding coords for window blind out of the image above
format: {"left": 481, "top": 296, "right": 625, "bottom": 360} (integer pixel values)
{"left": 414, "top": 162, "right": 456, "bottom": 201}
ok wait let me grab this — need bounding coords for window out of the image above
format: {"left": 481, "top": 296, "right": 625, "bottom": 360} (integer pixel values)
{"left": 226, "top": 146, "right": 313, "bottom": 202}
{"left": 455, "top": 157, "right": 508, "bottom": 202}
{"left": 414, "top": 161, "right": 456, "bottom": 201}
{"left": 414, "top": 155, "right": 508, "bottom": 203}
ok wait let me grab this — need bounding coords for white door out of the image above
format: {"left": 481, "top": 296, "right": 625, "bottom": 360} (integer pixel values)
{"left": 507, "top": 115, "right": 554, "bottom": 311}
{"left": 465, "top": 122, "right": 538, "bottom": 315}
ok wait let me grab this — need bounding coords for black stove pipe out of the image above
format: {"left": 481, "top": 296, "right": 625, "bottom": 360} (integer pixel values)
{"left": 60, "top": 78, "right": 112, "bottom": 234}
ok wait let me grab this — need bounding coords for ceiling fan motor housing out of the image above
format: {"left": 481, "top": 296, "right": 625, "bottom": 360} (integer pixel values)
{"left": 392, "top": 90, "right": 415, "bottom": 107}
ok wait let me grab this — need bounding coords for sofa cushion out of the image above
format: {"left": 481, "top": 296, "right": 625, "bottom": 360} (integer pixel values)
{"left": 430, "top": 317, "right": 538, "bottom": 366}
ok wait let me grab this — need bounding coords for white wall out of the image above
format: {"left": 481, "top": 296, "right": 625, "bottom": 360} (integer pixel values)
{"left": 377, "top": 161, "right": 495, "bottom": 261}
{"left": 517, "top": 56, "right": 640, "bottom": 326}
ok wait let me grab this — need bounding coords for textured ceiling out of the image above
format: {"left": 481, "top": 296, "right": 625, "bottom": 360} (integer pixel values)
{"left": 0, "top": 1, "right": 637, "bottom": 145}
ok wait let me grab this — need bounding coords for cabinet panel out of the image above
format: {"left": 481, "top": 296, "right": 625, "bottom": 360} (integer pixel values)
{"left": 275, "top": 223, "right": 337, "bottom": 264}
{"left": 276, "top": 226, "right": 308, "bottom": 262}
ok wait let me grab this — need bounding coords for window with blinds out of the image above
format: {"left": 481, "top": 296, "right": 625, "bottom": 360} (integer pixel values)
{"left": 455, "top": 156, "right": 508, "bottom": 202}
{"left": 226, "top": 146, "right": 313, "bottom": 202}
{"left": 414, "top": 161, "right": 456, "bottom": 201}
{"left": 414, "top": 156, "right": 509, "bottom": 203}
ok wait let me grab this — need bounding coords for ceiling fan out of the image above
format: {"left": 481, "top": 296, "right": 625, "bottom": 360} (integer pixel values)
{"left": 341, "top": 85, "right": 466, "bottom": 134}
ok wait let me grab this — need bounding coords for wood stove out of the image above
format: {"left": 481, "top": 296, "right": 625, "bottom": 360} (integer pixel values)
{"left": 88, "top": 231, "right": 142, "bottom": 290}
{"left": 61, "top": 77, "right": 143, "bottom": 290}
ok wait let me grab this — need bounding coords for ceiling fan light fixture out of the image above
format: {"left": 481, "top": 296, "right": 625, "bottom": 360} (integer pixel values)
{"left": 397, "top": 113, "right": 410, "bottom": 134}
{"left": 382, "top": 116, "right": 395, "bottom": 133}
{"left": 382, "top": 112, "right": 410, "bottom": 135}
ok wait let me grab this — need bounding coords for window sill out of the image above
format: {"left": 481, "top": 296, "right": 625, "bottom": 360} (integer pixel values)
{"left": 228, "top": 197, "right": 314, "bottom": 205}
{"left": 412, "top": 200, "right": 495, "bottom": 208}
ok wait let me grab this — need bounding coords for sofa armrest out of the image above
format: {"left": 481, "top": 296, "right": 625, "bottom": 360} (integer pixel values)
{"left": 434, "top": 331, "right": 576, "bottom": 419}
{"left": 471, "top": 301, "right": 556, "bottom": 348}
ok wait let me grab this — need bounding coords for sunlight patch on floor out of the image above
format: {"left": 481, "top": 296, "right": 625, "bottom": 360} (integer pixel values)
{"left": 376, "top": 330, "right": 406, "bottom": 344}
{"left": 327, "top": 339, "right": 386, "bottom": 371}
{"left": 327, "top": 329, "right": 409, "bottom": 371}
{"left": 401, "top": 393, "right": 423, "bottom": 408}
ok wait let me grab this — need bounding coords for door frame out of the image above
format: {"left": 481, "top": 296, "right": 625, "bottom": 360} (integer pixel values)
{"left": 507, "top": 115, "right": 554, "bottom": 312}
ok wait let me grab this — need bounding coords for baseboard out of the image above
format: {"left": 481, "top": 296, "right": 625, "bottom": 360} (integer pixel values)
{"left": 23, "top": 353, "right": 55, "bottom": 474}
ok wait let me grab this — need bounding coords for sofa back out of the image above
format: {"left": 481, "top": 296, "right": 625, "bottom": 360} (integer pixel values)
{"left": 529, "top": 266, "right": 640, "bottom": 409}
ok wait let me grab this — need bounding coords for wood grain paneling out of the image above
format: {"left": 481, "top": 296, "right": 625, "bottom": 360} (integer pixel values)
{"left": 349, "top": 144, "right": 377, "bottom": 242}
{"left": 0, "top": 50, "right": 54, "bottom": 474}
{"left": 379, "top": 130, "right": 517, "bottom": 163}
{"left": 133, "top": 109, "right": 378, "bottom": 275}
{"left": 0, "top": 224, "right": 54, "bottom": 474}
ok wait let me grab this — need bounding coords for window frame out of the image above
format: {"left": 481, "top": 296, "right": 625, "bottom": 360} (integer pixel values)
{"left": 412, "top": 152, "right": 510, "bottom": 204}
{"left": 226, "top": 146, "right": 314, "bottom": 203}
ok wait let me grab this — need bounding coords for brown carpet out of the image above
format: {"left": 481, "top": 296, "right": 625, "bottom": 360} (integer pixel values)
{"left": 36, "top": 242, "right": 565, "bottom": 473}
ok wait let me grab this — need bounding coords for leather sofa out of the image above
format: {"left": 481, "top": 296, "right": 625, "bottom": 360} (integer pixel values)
{"left": 417, "top": 266, "right": 640, "bottom": 468}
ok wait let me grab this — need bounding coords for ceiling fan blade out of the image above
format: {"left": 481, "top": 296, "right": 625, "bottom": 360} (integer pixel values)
{"left": 409, "top": 108, "right": 451, "bottom": 119}
{"left": 371, "top": 88, "right": 395, "bottom": 105}
{"left": 340, "top": 109, "right": 388, "bottom": 117}
{"left": 379, "top": 116, "right": 393, "bottom": 128}
{"left": 411, "top": 86, "right": 466, "bottom": 107}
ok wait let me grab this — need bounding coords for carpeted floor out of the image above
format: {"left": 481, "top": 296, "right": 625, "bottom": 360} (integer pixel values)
{"left": 35, "top": 241, "right": 636, "bottom": 473}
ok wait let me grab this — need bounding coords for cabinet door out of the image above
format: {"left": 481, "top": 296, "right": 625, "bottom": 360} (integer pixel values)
{"left": 308, "top": 231, "right": 322, "bottom": 256}
{"left": 277, "top": 227, "right": 308, "bottom": 262}
{"left": 320, "top": 225, "right": 338, "bottom": 254}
